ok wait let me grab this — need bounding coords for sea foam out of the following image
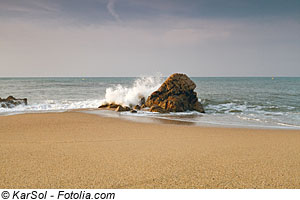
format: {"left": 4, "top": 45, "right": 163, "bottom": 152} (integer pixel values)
{"left": 0, "top": 99, "right": 101, "bottom": 115}
{"left": 100, "top": 76, "right": 163, "bottom": 106}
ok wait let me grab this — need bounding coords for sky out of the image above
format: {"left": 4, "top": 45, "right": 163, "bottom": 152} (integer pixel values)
{"left": 0, "top": 0, "right": 300, "bottom": 77}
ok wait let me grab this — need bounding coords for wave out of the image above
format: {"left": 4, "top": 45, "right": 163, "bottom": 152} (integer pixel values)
{"left": 0, "top": 75, "right": 164, "bottom": 115}
{"left": 1, "top": 76, "right": 299, "bottom": 129}
{"left": 100, "top": 75, "right": 163, "bottom": 106}
{"left": 0, "top": 99, "right": 100, "bottom": 115}
{"left": 203, "top": 98, "right": 298, "bottom": 115}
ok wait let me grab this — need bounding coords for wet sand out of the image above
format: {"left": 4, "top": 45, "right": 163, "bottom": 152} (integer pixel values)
{"left": 0, "top": 112, "right": 300, "bottom": 188}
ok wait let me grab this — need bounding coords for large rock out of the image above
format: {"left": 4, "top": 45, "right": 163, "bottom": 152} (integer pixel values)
{"left": 150, "top": 105, "right": 169, "bottom": 113}
{"left": 145, "top": 73, "right": 205, "bottom": 113}
{"left": 0, "top": 96, "right": 28, "bottom": 108}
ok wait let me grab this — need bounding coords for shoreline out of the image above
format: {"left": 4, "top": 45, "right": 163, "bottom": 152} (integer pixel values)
{"left": 81, "top": 109, "right": 300, "bottom": 130}
{"left": 1, "top": 108, "right": 300, "bottom": 130}
{"left": 1, "top": 111, "right": 300, "bottom": 188}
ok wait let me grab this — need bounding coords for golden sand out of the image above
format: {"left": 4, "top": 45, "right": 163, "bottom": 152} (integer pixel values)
{"left": 0, "top": 112, "right": 300, "bottom": 188}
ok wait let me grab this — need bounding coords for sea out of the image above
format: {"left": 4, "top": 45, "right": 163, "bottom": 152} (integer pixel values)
{"left": 0, "top": 76, "right": 300, "bottom": 129}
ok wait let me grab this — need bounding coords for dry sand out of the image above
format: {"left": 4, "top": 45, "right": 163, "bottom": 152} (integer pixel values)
{"left": 0, "top": 111, "right": 300, "bottom": 188}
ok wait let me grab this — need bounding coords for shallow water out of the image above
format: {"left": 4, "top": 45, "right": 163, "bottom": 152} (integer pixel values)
{"left": 0, "top": 77, "right": 299, "bottom": 129}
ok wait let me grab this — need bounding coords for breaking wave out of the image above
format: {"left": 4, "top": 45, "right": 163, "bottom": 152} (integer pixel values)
{"left": 100, "top": 76, "right": 163, "bottom": 106}
{"left": 1, "top": 76, "right": 300, "bottom": 129}
{"left": 0, "top": 99, "right": 101, "bottom": 115}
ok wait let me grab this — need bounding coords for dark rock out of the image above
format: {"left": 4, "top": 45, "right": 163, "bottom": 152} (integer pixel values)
{"left": 98, "top": 103, "right": 109, "bottom": 108}
{"left": 130, "top": 110, "right": 137, "bottom": 113}
{"left": 108, "top": 103, "right": 119, "bottom": 108}
{"left": 133, "top": 105, "right": 141, "bottom": 110}
{"left": 145, "top": 73, "right": 205, "bottom": 113}
{"left": 98, "top": 102, "right": 131, "bottom": 112}
{"left": 124, "top": 106, "right": 131, "bottom": 111}
{"left": 115, "top": 105, "right": 126, "bottom": 112}
{"left": 0, "top": 96, "right": 27, "bottom": 108}
{"left": 193, "top": 101, "right": 205, "bottom": 113}
{"left": 140, "top": 97, "right": 146, "bottom": 106}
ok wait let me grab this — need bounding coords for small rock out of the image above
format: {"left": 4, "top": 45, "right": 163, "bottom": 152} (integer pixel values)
{"left": 98, "top": 103, "right": 109, "bottom": 108}
{"left": 109, "top": 103, "right": 119, "bottom": 108}
{"left": 124, "top": 106, "right": 131, "bottom": 111}
{"left": 140, "top": 97, "right": 146, "bottom": 106}
{"left": 115, "top": 105, "right": 126, "bottom": 112}
{"left": 130, "top": 110, "right": 137, "bottom": 113}
{"left": 133, "top": 105, "right": 141, "bottom": 110}
{"left": 0, "top": 96, "right": 27, "bottom": 108}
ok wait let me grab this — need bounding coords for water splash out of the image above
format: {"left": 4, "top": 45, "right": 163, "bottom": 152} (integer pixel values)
{"left": 101, "top": 76, "right": 163, "bottom": 106}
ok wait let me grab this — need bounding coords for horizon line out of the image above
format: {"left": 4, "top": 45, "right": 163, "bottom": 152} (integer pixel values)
{"left": 0, "top": 76, "right": 300, "bottom": 78}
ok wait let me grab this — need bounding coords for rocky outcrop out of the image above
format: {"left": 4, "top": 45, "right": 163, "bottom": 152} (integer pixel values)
{"left": 98, "top": 95, "right": 147, "bottom": 113}
{"left": 145, "top": 73, "right": 204, "bottom": 113}
{"left": 108, "top": 103, "right": 119, "bottom": 109}
{"left": 0, "top": 96, "right": 28, "bottom": 108}
{"left": 133, "top": 105, "right": 141, "bottom": 110}
{"left": 99, "top": 103, "right": 132, "bottom": 112}
{"left": 115, "top": 105, "right": 126, "bottom": 112}
{"left": 98, "top": 73, "right": 205, "bottom": 114}
{"left": 98, "top": 103, "right": 109, "bottom": 108}
{"left": 150, "top": 105, "right": 169, "bottom": 113}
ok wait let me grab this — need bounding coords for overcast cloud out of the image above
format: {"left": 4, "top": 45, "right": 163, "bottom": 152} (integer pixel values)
{"left": 0, "top": 0, "right": 299, "bottom": 77}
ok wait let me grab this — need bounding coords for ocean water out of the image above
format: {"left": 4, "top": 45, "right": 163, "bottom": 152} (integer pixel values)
{"left": 0, "top": 76, "right": 299, "bottom": 129}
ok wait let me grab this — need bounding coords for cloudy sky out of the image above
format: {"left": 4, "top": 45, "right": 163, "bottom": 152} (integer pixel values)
{"left": 0, "top": 0, "right": 300, "bottom": 77}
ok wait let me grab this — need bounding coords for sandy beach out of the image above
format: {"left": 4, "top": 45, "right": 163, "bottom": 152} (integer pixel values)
{"left": 0, "top": 111, "right": 300, "bottom": 188}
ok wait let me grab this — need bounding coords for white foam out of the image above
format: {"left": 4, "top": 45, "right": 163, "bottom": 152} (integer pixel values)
{"left": 0, "top": 99, "right": 101, "bottom": 115}
{"left": 276, "top": 122, "right": 300, "bottom": 128}
{"left": 100, "top": 76, "right": 163, "bottom": 106}
{"left": 206, "top": 102, "right": 249, "bottom": 113}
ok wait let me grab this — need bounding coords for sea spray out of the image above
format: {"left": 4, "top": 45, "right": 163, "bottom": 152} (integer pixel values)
{"left": 101, "top": 76, "right": 163, "bottom": 106}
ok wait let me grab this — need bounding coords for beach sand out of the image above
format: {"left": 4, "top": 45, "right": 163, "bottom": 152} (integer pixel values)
{"left": 0, "top": 112, "right": 300, "bottom": 188}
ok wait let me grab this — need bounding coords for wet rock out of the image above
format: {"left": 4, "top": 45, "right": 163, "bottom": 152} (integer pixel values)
{"left": 108, "top": 103, "right": 119, "bottom": 108}
{"left": 133, "top": 105, "right": 141, "bottom": 110}
{"left": 145, "top": 73, "right": 205, "bottom": 113}
{"left": 0, "top": 96, "right": 27, "bottom": 108}
{"left": 98, "top": 102, "right": 131, "bottom": 112}
{"left": 193, "top": 101, "right": 205, "bottom": 113}
{"left": 124, "top": 106, "right": 131, "bottom": 111}
{"left": 150, "top": 105, "right": 169, "bottom": 113}
{"left": 130, "top": 110, "right": 137, "bottom": 113}
{"left": 140, "top": 97, "right": 146, "bottom": 106}
{"left": 98, "top": 103, "right": 109, "bottom": 108}
{"left": 115, "top": 105, "right": 126, "bottom": 112}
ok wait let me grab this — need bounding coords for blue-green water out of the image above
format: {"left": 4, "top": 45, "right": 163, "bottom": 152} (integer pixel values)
{"left": 1, "top": 77, "right": 299, "bottom": 129}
